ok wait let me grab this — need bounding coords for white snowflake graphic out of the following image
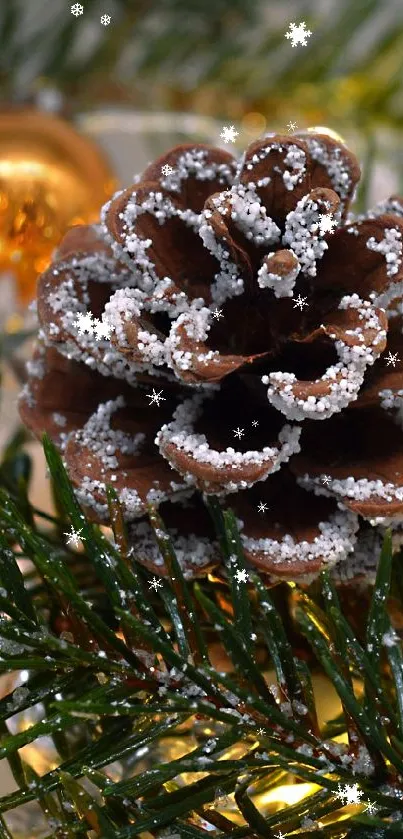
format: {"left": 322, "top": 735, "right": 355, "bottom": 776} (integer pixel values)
{"left": 285, "top": 21, "right": 312, "bottom": 47}
{"left": 149, "top": 576, "right": 163, "bottom": 591}
{"left": 235, "top": 569, "right": 249, "bottom": 583}
{"left": 287, "top": 121, "right": 298, "bottom": 132}
{"left": 385, "top": 351, "right": 400, "bottom": 367}
{"left": 293, "top": 294, "right": 308, "bottom": 310}
{"left": 256, "top": 727, "right": 266, "bottom": 735}
{"left": 71, "top": 2, "right": 84, "bottom": 15}
{"left": 252, "top": 420, "right": 259, "bottom": 427}
{"left": 147, "top": 388, "right": 166, "bottom": 407}
{"left": 64, "top": 526, "right": 84, "bottom": 548}
{"left": 161, "top": 164, "right": 174, "bottom": 177}
{"left": 318, "top": 213, "right": 338, "bottom": 236}
{"left": 233, "top": 427, "right": 245, "bottom": 439}
{"left": 220, "top": 125, "right": 239, "bottom": 144}
{"left": 275, "top": 832, "right": 286, "bottom": 839}
{"left": 211, "top": 307, "right": 224, "bottom": 320}
{"left": 337, "top": 783, "right": 363, "bottom": 806}
{"left": 257, "top": 502, "right": 268, "bottom": 514}
{"left": 74, "top": 311, "right": 115, "bottom": 341}
{"left": 100, "top": 14, "right": 111, "bottom": 25}
{"left": 364, "top": 800, "right": 378, "bottom": 815}
{"left": 93, "top": 319, "right": 114, "bottom": 341}
{"left": 322, "top": 475, "right": 332, "bottom": 486}
{"left": 74, "top": 311, "right": 95, "bottom": 335}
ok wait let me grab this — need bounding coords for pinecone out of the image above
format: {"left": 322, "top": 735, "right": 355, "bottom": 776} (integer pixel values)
{"left": 19, "top": 132, "right": 403, "bottom": 582}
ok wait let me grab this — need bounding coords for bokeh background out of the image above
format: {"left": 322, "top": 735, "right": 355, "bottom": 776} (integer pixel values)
{"left": 2, "top": 0, "right": 403, "bottom": 200}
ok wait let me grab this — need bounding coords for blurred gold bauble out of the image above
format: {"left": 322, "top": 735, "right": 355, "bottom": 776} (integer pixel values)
{"left": 0, "top": 109, "right": 116, "bottom": 303}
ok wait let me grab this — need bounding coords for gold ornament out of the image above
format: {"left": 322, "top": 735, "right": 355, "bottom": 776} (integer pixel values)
{"left": 0, "top": 109, "right": 116, "bottom": 303}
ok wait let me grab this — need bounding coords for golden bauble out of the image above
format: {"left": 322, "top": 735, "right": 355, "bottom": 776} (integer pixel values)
{"left": 0, "top": 109, "right": 116, "bottom": 303}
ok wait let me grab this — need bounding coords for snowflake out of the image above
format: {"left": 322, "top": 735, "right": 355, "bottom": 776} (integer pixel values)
{"left": 337, "top": 783, "right": 363, "bottom": 806}
{"left": 257, "top": 502, "right": 268, "bottom": 514}
{"left": 364, "top": 800, "right": 378, "bottom": 815}
{"left": 293, "top": 294, "right": 308, "bottom": 310}
{"left": 161, "top": 164, "right": 174, "bottom": 177}
{"left": 147, "top": 388, "right": 166, "bottom": 407}
{"left": 252, "top": 420, "right": 259, "bottom": 427}
{"left": 100, "top": 14, "right": 111, "bottom": 25}
{"left": 233, "top": 427, "right": 245, "bottom": 439}
{"left": 64, "top": 526, "right": 84, "bottom": 548}
{"left": 149, "top": 576, "right": 163, "bottom": 591}
{"left": 256, "top": 727, "right": 266, "bottom": 735}
{"left": 220, "top": 125, "right": 239, "bottom": 144}
{"left": 285, "top": 21, "right": 312, "bottom": 47}
{"left": 322, "top": 475, "right": 332, "bottom": 486}
{"left": 275, "top": 833, "right": 286, "bottom": 839}
{"left": 385, "top": 351, "right": 400, "bottom": 367}
{"left": 71, "top": 3, "right": 84, "bottom": 15}
{"left": 318, "top": 213, "right": 338, "bottom": 236}
{"left": 74, "top": 311, "right": 95, "bottom": 335}
{"left": 211, "top": 307, "right": 224, "bottom": 320}
{"left": 235, "top": 569, "right": 249, "bottom": 583}
{"left": 287, "top": 121, "right": 298, "bottom": 132}
{"left": 93, "top": 319, "right": 114, "bottom": 341}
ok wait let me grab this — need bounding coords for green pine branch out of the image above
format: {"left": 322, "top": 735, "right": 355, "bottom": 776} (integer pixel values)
{"left": 0, "top": 433, "right": 402, "bottom": 837}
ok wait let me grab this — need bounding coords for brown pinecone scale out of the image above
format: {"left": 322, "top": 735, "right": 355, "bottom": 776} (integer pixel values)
{"left": 19, "top": 131, "right": 403, "bottom": 582}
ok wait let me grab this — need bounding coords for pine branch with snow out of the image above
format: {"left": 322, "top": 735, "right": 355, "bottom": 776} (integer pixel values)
{"left": 0, "top": 434, "right": 402, "bottom": 835}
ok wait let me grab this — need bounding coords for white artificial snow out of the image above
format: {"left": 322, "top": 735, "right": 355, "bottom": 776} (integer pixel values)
{"left": 75, "top": 397, "right": 146, "bottom": 471}
{"left": 238, "top": 508, "right": 358, "bottom": 568}
{"left": 301, "top": 135, "right": 353, "bottom": 206}
{"left": 262, "top": 295, "right": 386, "bottom": 421}
{"left": 156, "top": 393, "right": 301, "bottom": 492}
{"left": 297, "top": 472, "right": 403, "bottom": 508}
{"left": 331, "top": 527, "right": 383, "bottom": 586}
{"left": 282, "top": 194, "right": 329, "bottom": 277}
{"left": 160, "top": 147, "right": 236, "bottom": 193}
{"left": 199, "top": 210, "right": 245, "bottom": 307}
{"left": 210, "top": 184, "right": 280, "bottom": 247}
{"left": 367, "top": 227, "right": 402, "bottom": 278}
{"left": 52, "top": 413, "right": 67, "bottom": 427}
{"left": 244, "top": 141, "right": 307, "bottom": 191}
{"left": 129, "top": 521, "right": 217, "bottom": 577}
{"left": 104, "top": 288, "right": 167, "bottom": 366}
{"left": 257, "top": 249, "right": 300, "bottom": 298}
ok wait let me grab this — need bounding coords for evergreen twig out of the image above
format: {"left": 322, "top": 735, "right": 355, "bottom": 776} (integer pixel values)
{"left": 0, "top": 435, "right": 402, "bottom": 837}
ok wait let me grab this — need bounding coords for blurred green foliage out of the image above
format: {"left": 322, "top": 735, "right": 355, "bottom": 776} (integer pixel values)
{"left": 1, "top": 0, "right": 403, "bottom": 133}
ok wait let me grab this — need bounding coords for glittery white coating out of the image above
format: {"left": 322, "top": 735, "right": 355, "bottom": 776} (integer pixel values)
{"left": 262, "top": 295, "right": 386, "bottom": 421}
{"left": 74, "top": 397, "right": 146, "bottom": 471}
{"left": 299, "top": 135, "right": 353, "bottom": 207}
{"left": 257, "top": 249, "right": 300, "bottom": 298}
{"left": 129, "top": 520, "right": 217, "bottom": 577}
{"left": 282, "top": 195, "right": 329, "bottom": 277}
{"left": 155, "top": 393, "right": 301, "bottom": 493}
{"left": 297, "top": 473, "right": 403, "bottom": 510}
{"left": 238, "top": 507, "right": 359, "bottom": 569}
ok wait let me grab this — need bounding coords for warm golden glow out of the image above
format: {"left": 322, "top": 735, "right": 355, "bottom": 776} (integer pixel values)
{"left": 305, "top": 125, "right": 347, "bottom": 143}
{"left": 257, "top": 781, "right": 321, "bottom": 807}
{"left": 241, "top": 112, "right": 267, "bottom": 136}
{"left": 0, "top": 109, "right": 116, "bottom": 304}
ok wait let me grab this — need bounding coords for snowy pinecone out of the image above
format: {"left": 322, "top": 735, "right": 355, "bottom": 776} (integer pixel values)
{"left": 20, "top": 132, "right": 403, "bottom": 582}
